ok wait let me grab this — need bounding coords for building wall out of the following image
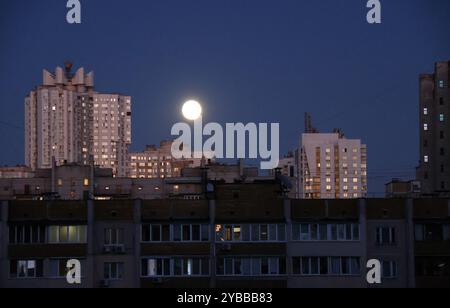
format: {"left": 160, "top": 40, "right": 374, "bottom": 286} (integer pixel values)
{"left": 418, "top": 61, "right": 450, "bottom": 195}
{"left": 1, "top": 194, "right": 449, "bottom": 288}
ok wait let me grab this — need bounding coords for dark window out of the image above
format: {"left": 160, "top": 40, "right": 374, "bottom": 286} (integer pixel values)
{"left": 292, "top": 257, "right": 301, "bottom": 275}
{"left": 441, "top": 182, "right": 446, "bottom": 190}
{"left": 441, "top": 165, "right": 445, "bottom": 173}
{"left": 319, "top": 257, "right": 328, "bottom": 275}
{"left": 261, "top": 258, "right": 269, "bottom": 275}
{"left": 192, "top": 225, "right": 201, "bottom": 241}
{"left": 232, "top": 191, "right": 239, "bottom": 199}
{"left": 440, "top": 148, "right": 445, "bottom": 156}
{"left": 162, "top": 225, "right": 170, "bottom": 241}
{"left": 142, "top": 225, "right": 150, "bottom": 242}
{"left": 440, "top": 97, "right": 444, "bottom": 105}
{"left": 151, "top": 225, "right": 161, "bottom": 242}
{"left": 289, "top": 166, "right": 295, "bottom": 177}
{"left": 416, "top": 257, "right": 450, "bottom": 277}
{"left": 424, "top": 140, "right": 428, "bottom": 148}
{"left": 441, "top": 131, "right": 445, "bottom": 139}
{"left": 182, "top": 225, "right": 191, "bottom": 241}
{"left": 416, "top": 224, "right": 444, "bottom": 241}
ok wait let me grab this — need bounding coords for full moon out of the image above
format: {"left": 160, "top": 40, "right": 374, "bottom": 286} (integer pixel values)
{"left": 182, "top": 100, "right": 202, "bottom": 121}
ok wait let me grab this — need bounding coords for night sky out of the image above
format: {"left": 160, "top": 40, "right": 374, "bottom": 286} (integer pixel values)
{"left": 1, "top": 0, "right": 450, "bottom": 196}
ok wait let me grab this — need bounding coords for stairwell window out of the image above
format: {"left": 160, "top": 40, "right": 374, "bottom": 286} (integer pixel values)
{"left": 104, "top": 262, "right": 124, "bottom": 280}
{"left": 376, "top": 227, "right": 396, "bottom": 245}
{"left": 105, "top": 228, "right": 124, "bottom": 246}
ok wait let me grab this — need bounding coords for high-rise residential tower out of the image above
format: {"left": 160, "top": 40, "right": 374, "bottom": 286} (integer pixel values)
{"left": 417, "top": 61, "right": 450, "bottom": 195}
{"left": 24, "top": 63, "right": 132, "bottom": 177}
{"left": 298, "top": 114, "right": 367, "bottom": 199}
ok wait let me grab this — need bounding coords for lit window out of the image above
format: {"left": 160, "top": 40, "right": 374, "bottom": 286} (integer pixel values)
{"left": 83, "top": 178, "right": 89, "bottom": 186}
{"left": 424, "top": 156, "right": 429, "bottom": 163}
{"left": 440, "top": 114, "right": 445, "bottom": 122}
{"left": 326, "top": 185, "right": 332, "bottom": 191}
{"left": 423, "top": 108, "right": 428, "bottom": 115}
{"left": 353, "top": 178, "right": 358, "bottom": 183}
{"left": 58, "top": 179, "right": 63, "bottom": 186}
{"left": 439, "top": 80, "right": 444, "bottom": 88}
{"left": 424, "top": 124, "right": 428, "bottom": 131}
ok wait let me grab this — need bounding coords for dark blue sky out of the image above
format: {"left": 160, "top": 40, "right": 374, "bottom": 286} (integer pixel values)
{"left": 1, "top": 0, "right": 450, "bottom": 195}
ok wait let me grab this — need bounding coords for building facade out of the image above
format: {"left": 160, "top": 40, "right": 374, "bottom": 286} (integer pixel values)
{"left": 417, "top": 61, "right": 450, "bottom": 195}
{"left": 128, "top": 141, "right": 202, "bottom": 179}
{"left": 24, "top": 63, "right": 131, "bottom": 177}
{"left": 1, "top": 184, "right": 449, "bottom": 288}
{"left": 298, "top": 133, "right": 367, "bottom": 199}
{"left": 0, "top": 166, "right": 34, "bottom": 179}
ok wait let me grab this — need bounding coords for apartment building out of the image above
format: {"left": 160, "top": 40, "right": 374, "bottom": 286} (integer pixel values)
{"left": 417, "top": 61, "right": 450, "bottom": 195}
{"left": 385, "top": 179, "right": 421, "bottom": 198}
{"left": 24, "top": 63, "right": 131, "bottom": 177}
{"left": 0, "top": 163, "right": 203, "bottom": 201}
{"left": 0, "top": 166, "right": 34, "bottom": 179}
{"left": 93, "top": 94, "right": 132, "bottom": 178}
{"left": 128, "top": 141, "right": 202, "bottom": 179}
{"left": 299, "top": 133, "right": 367, "bottom": 199}
{"left": 1, "top": 181, "right": 449, "bottom": 288}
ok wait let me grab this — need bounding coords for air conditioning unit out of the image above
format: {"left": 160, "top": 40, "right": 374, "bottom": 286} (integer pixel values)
{"left": 100, "top": 280, "right": 110, "bottom": 288}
